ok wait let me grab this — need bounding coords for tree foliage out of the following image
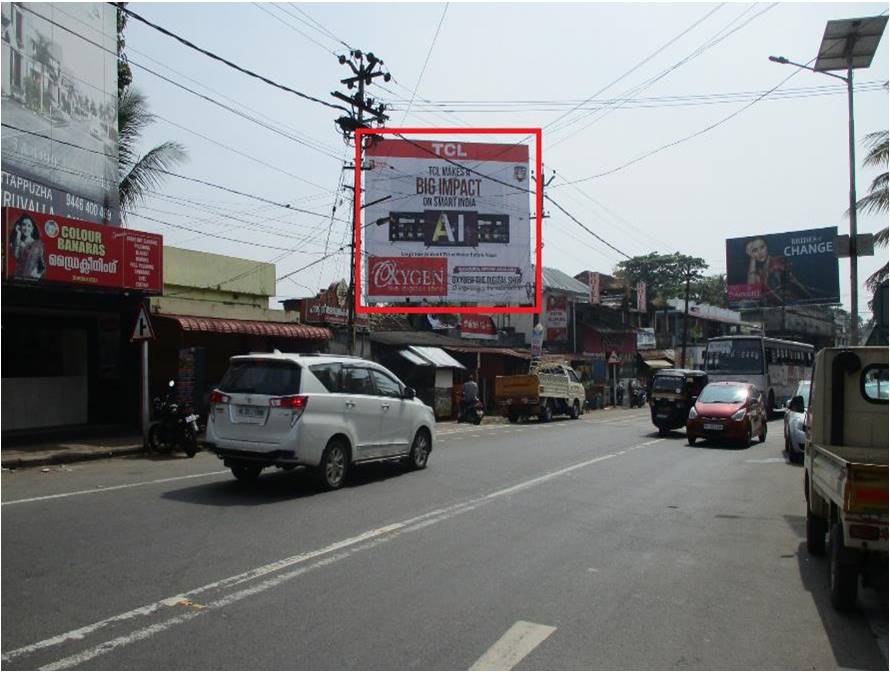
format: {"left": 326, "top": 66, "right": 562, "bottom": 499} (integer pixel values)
{"left": 691, "top": 274, "right": 727, "bottom": 308}
{"left": 853, "top": 129, "right": 889, "bottom": 309}
{"left": 615, "top": 252, "right": 708, "bottom": 306}
{"left": 116, "top": 3, "right": 185, "bottom": 220}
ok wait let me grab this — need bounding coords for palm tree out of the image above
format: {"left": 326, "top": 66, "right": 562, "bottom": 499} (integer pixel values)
{"left": 117, "top": 87, "right": 186, "bottom": 220}
{"left": 855, "top": 130, "right": 888, "bottom": 304}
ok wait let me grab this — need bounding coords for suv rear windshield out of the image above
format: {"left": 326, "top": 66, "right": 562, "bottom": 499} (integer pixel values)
{"left": 219, "top": 360, "right": 302, "bottom": 396}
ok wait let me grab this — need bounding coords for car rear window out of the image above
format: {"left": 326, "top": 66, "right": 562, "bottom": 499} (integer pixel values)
{"left": 309, "top": 363, "right": 343, "bottom": 393}
{"left": 219, "top": 360, "right": 301, "bottom": 396}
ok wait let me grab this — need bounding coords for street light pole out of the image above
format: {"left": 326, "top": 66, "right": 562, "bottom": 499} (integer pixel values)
{"left": 845, "top": 59, "right": 859, "bottom": 345}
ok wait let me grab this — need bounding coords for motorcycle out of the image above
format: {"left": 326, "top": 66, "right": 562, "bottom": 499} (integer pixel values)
{"left": 148, "top": 380, "right": 200, "bottom": 457}
{"left": 458, "top": 398, "right": 485, "bottom": 425}
{"left": 631, "top": 388, "right": 647, "bottom": 408}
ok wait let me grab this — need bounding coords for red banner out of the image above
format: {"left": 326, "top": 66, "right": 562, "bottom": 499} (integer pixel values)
{"left": 4, "top": 208, "right": 163, "bottom": 293}
{"left": 368, "top": 256, "right": 448, "bottom": 296}
{"left": 298, "top": 280, "right": 369, "bottom": 327}
{"left": 461, "top": 314, "right": 497, "bottom": 340}
{"left": 545, "top": 294, "right": 568, "bottom": 342}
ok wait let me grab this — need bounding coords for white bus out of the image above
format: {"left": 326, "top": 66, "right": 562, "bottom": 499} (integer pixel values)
{"left": 703, "top": 336, "right": 815, "bottom": 412}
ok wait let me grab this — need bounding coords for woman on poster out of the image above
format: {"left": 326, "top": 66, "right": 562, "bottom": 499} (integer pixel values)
{"left": 9, "top": 212, "right": 46, "bottom": 280}
{"left": 745, "top": 237, "right": 811, "bottom": 306}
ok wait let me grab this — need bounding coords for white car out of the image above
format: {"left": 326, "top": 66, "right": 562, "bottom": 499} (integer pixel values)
{"left": 783, "top": 380, "right": 811, "bottom": 462}
{"left": 205, "top": 352, "right": 435, "bottom": 489}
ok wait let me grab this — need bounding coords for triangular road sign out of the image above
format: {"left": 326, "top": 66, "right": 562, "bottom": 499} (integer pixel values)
{"left": 131, "top": 305, "right": 156, "bottom": 341}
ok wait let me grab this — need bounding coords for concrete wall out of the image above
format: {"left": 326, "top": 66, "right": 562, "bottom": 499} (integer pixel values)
{"left": 162, "top": 247, "right": 277, "bottom": 306}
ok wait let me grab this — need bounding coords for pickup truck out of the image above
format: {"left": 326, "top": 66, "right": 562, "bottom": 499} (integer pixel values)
{"left": 801, "top": 347, "right": 888, "bottom": 611}
{"left": 495, "top": 361, "right": 585, "bottom": 423}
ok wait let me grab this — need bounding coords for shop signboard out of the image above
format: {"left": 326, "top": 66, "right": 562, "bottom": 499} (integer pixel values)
{"left": 1, "top": 3, "right": 120, "bottom": 225}
{"left": 589, "top": 271, "right": 601, "bottom": 305}
{"left": 725, "top": 227, "right": 839, "bottom": 308}
{"left": 299, "top": 280, "right": 369, "bottom": 327}
{"left": 461, "top": 314, "right": 498, "bottom": 340}
{"left": 636, "top": 281, "right": 647, "bottom": 311}
{"left": 364, "top": 139, "right": 532, "bottom": 305}
{"left": 3, "top": 208, "right": 162, "bottom": 292}
{"left": 545, "top": 294, "right": 568, "bottom": 342}
{"left": 637, "top": 327, "right": 656, "bottom": 350}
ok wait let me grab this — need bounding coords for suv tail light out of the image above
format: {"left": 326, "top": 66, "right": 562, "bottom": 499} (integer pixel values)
{"left": 270, "top": 395, "right": 308, "bottom": 410}
{"left": 209, "top": 390, "right": 231, "bottom": 404}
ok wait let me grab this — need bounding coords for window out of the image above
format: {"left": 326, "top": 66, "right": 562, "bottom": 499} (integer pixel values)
{"left": 219, "top": 361, "right": 301, "bottom": 396}
{"left": 309, "top": 363, "right": 342, "bottom": 393}
{"left": 342, "top": 367, "right": 374, "bottom": 395}
{"left": 568, "top": 370, "right": 581, "bottom": 384}
{"left": 861, "top": 365, "right": 888, "bottom": 404}
{"left": 370, "top": 370, "right": 402, "bottom": 398}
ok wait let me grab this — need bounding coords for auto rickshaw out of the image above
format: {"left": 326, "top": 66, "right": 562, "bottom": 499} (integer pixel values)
{"left": 648, "top": 368, "right": 708, "bottom": 436}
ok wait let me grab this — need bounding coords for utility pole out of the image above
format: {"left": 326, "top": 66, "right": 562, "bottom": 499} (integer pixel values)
{"left": 333, "top": 50, "right": 389, "bottom": 354}
{"left": 681, "top": 268, "right": 691, "bottom": 369}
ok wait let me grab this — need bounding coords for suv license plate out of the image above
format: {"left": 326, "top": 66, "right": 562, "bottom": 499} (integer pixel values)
{"left": 703, "top": 422, "right": 723, "bottom": 431}
{"left": 237, "top": 406, "right": 266, "bottom": 418}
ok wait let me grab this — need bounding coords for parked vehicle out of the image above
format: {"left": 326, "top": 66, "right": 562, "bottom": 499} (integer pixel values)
{"left": 148, "top": 380, "right": 200, "bottom": 457}
{"left": 495, "top": 361, "right": 585, "bottom": 423}
{"left": 648, "top": 369, "right": 708, "bottom": 436}
{"left": 458, "top": 397, "right": 484, "bottom": 425}
{"left": 629, "top": 381, "right": 647, "bottom": 408}
{"left": 686, "top": 381, "right": 767, "bottom": 447}
{"left": 703, "top": 335, "right": 814, "bottom": 415}
{"left": 803, "top": 347, "right": 887, "bottom": 611}
{"left": 204, "top": 352, "right": 436, "bottom": 489}
{"left": 783, "top": 379, "right": 811, "bottom": 463}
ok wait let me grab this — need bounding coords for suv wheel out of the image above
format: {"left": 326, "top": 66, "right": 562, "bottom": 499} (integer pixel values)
{"left": 406, "top": 429, "right": 431, "bottom": 470}
{"left": 231, "top": 463, "right": 262, "bottom": 483}
{"left": 317, "top": 439, "right": 349, "bottom": 490}
{"left": 569, "top": 400, "right": 581, "bottom": 420}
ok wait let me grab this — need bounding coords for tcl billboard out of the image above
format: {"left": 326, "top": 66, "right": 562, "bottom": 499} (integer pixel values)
{"left": 3, "top": 208, "right": 163, "bottom": 293}
{"left": 364, "top": 139, "right": 532, "bottom": 306}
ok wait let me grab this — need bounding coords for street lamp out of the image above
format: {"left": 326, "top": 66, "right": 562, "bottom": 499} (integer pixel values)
{"left": 769, "top": 15, "right": 887, "bottom": 346}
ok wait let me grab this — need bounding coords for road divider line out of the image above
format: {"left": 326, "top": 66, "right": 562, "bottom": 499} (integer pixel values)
{"left": 7, "top": 439, "right": 663, "bottom": 669}
{"left": 469, "top": 621, "right": 556, "bottom": 671}
{"left": 1, "top": 471, "right": 231, "bottom": 507}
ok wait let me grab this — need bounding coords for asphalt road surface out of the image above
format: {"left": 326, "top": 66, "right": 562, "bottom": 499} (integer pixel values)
{"left": 2, "top": 408, "right": 887, "bottom": 670}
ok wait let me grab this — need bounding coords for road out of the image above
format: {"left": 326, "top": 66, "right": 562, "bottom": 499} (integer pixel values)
{"left": 2, "top": 408, "right": 886, "bottom": 670}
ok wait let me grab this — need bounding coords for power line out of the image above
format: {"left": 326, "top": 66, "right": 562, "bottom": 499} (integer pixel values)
{"left": 115, "top": 3, "right": 349, "bottom": 112}
{"left": 19, "top": 4, "right": 344, "bottom": 167}
{"left": 253, "top": 3, "right": 338, "bottom": 55}
{"left": 400, "top": 3, "right": 449, "bottom": 125}
{"left": 287, "top": 3, "right": 352, "bottom": 50}
{"left": 557, "top": 61, "right": 811, "bottom": 185}
{"left": 1, "top": 122, "right": 350, "bottom": 223}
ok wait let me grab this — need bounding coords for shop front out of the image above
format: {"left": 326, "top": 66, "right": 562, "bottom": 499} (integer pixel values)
{"left": 2, "top": 208, "right": 162, "bottom": 437}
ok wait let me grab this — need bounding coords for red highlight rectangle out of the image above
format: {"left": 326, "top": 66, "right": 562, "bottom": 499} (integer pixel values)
{"left": 355, "top": 127, "right": 543, "bottom": 316}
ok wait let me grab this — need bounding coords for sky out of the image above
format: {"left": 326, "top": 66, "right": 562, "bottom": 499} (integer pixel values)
{"left": 120, "top": 1, "right": 889, "bottom": 317}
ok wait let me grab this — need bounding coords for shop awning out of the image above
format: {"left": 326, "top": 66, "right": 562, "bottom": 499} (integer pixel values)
{"left": 162, "top": 314, "right": 332, "bottom": 340}
{"left": 643, "top": 359, "right": 674, "bottom": 370}
{"left": 444, "top": 345, "right": 531, "bottom": 359}
{"left": 400, "top": 346, "right": 466, "bottom": 369}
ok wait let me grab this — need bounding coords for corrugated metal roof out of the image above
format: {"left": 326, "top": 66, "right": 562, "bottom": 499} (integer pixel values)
{"left": 539, "top": 266, "right": 590, "bottom": 297}
{"left": 160, "top": 314, "right": 332, "bottom": 340}
{"left": 409, "top": 346, "right": 466, "bottom": 369}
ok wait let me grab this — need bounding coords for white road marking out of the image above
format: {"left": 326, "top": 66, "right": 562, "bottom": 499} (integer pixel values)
{"left": 5, "top": 439, "right": 663, "bottom": 669}
{"left": 469, "top": 621, "right": 556, "bottom": 671}
{"left": 1, "top": 471, "right": 231, "bottom": 506}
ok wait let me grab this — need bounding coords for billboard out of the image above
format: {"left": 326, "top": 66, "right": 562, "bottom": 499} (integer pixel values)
{"left": 3, "top": 208, "right": 162, "bottom": 292}
{"left": 364, "top": 139, "right": 532, "bottom": 306}
{"left": 1, "top": 3, "right": 120, "bottom": 225}
{"left": 726, "top": 227, "right": 839, "bottom": 309}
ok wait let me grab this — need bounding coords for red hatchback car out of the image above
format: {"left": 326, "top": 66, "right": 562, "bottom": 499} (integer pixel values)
{"left": 686, "top": 381, "right": 768, "bottom": 447}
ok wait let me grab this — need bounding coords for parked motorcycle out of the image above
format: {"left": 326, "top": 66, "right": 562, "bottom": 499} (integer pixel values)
{"left": 631, "top": 389, "right": 647, "bottom": 408}
{"left": 148, "top": 380, "right": 200, "bottom": 457}
{"left": 458, "top": 398, "right": 485, "bottom": 425}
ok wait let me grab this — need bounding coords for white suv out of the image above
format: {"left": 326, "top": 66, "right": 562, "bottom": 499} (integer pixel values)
{"left": 205, "top": 352, "right": 435, "bottom": 489}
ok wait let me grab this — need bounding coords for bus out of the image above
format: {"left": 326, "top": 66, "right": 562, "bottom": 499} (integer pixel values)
{"left": 703, "top": 336, "right": 815, "bottom": 413}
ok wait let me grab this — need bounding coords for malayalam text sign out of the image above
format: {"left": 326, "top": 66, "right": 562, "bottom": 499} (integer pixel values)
{"left": 3, "top": 208, "right": 162, "bottom": 293}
